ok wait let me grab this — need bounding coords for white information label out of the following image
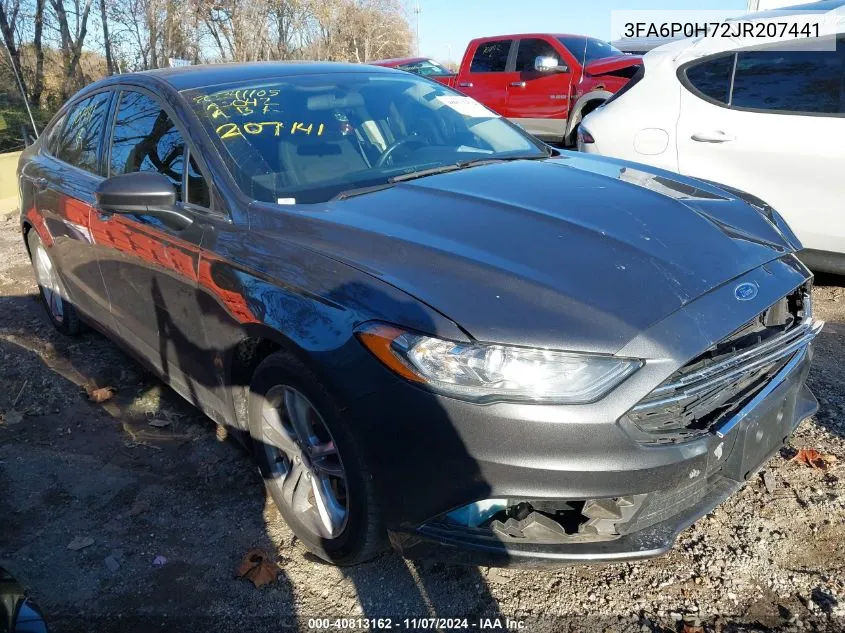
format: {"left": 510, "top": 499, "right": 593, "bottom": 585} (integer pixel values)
{"left": 435, "top": 96, "right": 498, "bottom": 118}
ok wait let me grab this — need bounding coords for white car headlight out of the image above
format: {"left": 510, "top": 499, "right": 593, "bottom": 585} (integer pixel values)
{"left": 356, "top": 323, "right": 642, "bottom": 404}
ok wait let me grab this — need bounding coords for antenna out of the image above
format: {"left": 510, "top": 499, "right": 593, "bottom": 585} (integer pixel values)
{"left": 1, "top": 38, "right": 39, "bottom": 139}
{"left": 579, "top": 37, "right": 588, "bottom": 85}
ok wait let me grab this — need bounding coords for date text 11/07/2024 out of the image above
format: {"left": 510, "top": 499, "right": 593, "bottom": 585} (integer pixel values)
{"left": 306, "top": 618, "right": 527, "bottom": 630}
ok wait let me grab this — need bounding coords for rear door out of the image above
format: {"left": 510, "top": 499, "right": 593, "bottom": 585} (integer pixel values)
{"left": 507, "top": 36, "right": 573, "bottom": 139}
{"left": 455, "top": 39, "right": 517, "bottom": 116}
{"left": 676, "top": 36, "right": 845, "bottom": 254}
{"left": 27, "top": 91, "right": 115, "bottom": 327}
{"left": 90, "top": 87, "right": 220, "bottom": 405}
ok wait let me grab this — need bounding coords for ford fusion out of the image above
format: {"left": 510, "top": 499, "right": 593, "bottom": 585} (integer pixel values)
{"left": 17, "top": 62, "right": 822, "bottom": 566}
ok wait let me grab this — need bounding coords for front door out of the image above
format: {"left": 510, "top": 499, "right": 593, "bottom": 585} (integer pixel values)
{"left": 456, "top": 38, "right": 517, "bottom": 117}
{"left": 507, "top": 37, "right": 572, "bottom": 140}
{"left": 90, "top": 88, "right": 218, "bottom": 407}
{"left": 676, "top": 38, "right": 845, "bottom": 254}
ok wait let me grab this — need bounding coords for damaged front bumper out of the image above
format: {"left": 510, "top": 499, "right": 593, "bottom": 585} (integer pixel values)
{"left": 389, "top": 349, "right": 818, "bottom": 567}
{"left": 391, "top": 258, "right": 823, "bottom": 566}
{"left": 339, "top": 256, "right": 821, "bottom": 566}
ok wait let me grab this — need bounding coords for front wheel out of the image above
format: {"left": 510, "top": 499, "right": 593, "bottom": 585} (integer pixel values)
{"left": 247, "top": 351, "right": 387, "bottom": 565}
{"left": 27, "top": 230, "right": 82, "bottom": 335}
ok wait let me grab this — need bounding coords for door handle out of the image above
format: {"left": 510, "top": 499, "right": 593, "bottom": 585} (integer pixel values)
{"left": 510, "top": 81, "right": 526, "bottom": 88}
{"left": 691, "top": 131, "right": 735, "bottom": 143}
{"left": 458, "top": 82, "right": 473, "bottom": 88}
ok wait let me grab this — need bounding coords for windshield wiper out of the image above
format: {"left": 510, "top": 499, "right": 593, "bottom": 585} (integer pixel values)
{"left": 389, "top": 153, "right": 550, "bottom": 184}
{"left": 389, "top": 163, "right": 466, "bottom": 183}
{"left": 332, "top": 182, "right": 396, "bottom": 201}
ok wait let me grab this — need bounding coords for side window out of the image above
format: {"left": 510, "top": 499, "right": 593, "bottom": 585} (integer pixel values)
{"left": 44, "top": 113, "right": 66, "bottom": 155}
{"left": 732, "top": 46, "right": 843, "bottom": 114}
{"left": 470, "top": 40, "right": 513, "bottom": 73}
{"left": 515, "top": 38, "right": 559, "bottom": 72}
{"left": 684, "top": 55, "right": 734, "bottom": 104}
{"left": 54, "top": 92, "right": 111, "bottom": 173}
{"left": 109, "top": 91, "right": 186, "bottom": 200}
{"left": 186, "top": 155, "right": 210, "bottom": 208}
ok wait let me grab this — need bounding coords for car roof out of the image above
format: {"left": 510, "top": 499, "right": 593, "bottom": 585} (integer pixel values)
{"left": 106, "top": 61, "right": 400, "bottom": 92}
{"left": 648, "top": 2, "right": 845, "bottom": 62}
{"left": 761, "top": 0, "right": 845, "bottom": 13}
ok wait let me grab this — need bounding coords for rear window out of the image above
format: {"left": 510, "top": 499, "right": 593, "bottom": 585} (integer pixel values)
{"left": 684, "top": 55, "right": 734, "bottom": 105}
{"left": 54, "top": 92, "right": 111, "bottom": 174}
{"left": 732, "top": 47, "right": 844, "bottom": 114}
{"left": 683, "top": 36, "right": 845, "bottom": 114}
{"left": 44, "top": 113, "right": 67, "bottom": 155}
{"left": 470, "top": 40, "right": 512, "bottom": 73}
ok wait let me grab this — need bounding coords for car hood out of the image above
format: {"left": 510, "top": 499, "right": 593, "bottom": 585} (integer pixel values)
{"left": 585, "top": 55, "right": 643, "bottom": 75}
{"left": 251, "top": 154, "right": 796, "bottom": 353}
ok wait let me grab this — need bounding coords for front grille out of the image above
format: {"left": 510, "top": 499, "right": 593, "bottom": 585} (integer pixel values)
{"left": 629, "top": 284, "right": 820, "bottom": 444}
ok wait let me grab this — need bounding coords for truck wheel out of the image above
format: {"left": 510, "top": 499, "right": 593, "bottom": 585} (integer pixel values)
{"left": 247, "top": 350, "right": 387, "bottom": 565}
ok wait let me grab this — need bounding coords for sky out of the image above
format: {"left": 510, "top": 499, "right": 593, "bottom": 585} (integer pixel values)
{"left": 415, "top": 0, "right": 750, "bottom": 63}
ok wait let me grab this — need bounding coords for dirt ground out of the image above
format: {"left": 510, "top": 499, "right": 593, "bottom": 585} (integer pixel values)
{"left": 0, "top": 214, "right": 843, "bottom": 633}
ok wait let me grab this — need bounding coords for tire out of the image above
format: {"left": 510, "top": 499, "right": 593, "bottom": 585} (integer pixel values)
{"left": 247, "top": 350, "right": 387, "bottom": 565}
{"left": 27, "top": 230, "right": 83, "bottom": 336}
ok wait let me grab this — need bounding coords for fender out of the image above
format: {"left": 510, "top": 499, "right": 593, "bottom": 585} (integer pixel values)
{"left": 565, "top": 89, "right": 613, "bottom": 143}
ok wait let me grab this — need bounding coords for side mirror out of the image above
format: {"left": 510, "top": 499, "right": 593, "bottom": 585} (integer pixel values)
{"left": 534, "top": 56, "right": 569, "bottom": 73}
{"left": 95, "top": 172, "right": 192, "bottom": 229}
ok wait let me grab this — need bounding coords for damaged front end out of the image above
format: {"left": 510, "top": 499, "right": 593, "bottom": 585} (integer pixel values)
{"left": 421, "top": 476, "right": 719, "bottom": 549}
{"left": 389, "top": 271, "right": 822, "bottom": 567}
{"left": 391, "top": 477, "right": 743, "bottom": 565}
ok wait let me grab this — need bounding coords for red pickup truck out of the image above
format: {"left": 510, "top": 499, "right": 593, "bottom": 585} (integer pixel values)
{"left": 450, "top": 34, "right": 642, "bottom": 145}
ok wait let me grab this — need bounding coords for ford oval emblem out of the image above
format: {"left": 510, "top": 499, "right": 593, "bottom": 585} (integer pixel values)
{"left": 734, "top": 282, "right": 758, "bottom": 301}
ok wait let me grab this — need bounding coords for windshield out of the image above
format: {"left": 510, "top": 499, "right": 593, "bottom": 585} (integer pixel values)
{"left": 397, "top": 59, "right": 454, "bottom": 77}
{"left": 557, "top": 36, "right": 624, "bottom": 63}
{"left": 184, "top": 73, "right": 546, "bottom": 204}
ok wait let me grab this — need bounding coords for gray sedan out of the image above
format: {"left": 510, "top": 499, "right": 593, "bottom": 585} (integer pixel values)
{"left": 17, "top": 61, "right": 821, "bottom": 566}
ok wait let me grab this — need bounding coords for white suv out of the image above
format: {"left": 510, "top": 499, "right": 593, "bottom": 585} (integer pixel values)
{"left": 579, "top": 7, "right": 845, "bottom": 273}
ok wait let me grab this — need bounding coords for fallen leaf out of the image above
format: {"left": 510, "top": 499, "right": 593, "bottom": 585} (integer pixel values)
{"left": 87, "top": 386, "right": 115, "bottom": 403}
{"left": 793, "top": 448, "right": 838, "bottom": 471}
{"left": 148, "top": 419, "right": 171, "bottom": 428}
{"left": 236, "top": 549, "right": 279, "bottom": 588}
{"left": 682, "top": 625, "right": 704, "bottom": 633}
{"left": 3, "top": 410, "right": 23, "bottom": 425}
{"left": 67, "top": 536, "right": 95, "bottom": 551}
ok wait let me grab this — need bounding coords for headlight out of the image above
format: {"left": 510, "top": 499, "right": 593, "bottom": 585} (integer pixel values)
{"left": 356, "top": 323, "right": 642, "bottom": 404}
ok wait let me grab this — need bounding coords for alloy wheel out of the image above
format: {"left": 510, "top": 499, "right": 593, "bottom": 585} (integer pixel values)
{"left": 33, "top": 241, "right": 65, "bottom": 324}
{"left": 260, "top": 385, "right": 349, "bottom": 539}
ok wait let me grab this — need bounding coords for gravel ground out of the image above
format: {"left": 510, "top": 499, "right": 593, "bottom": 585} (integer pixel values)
{"left": 0, "top": 214, "right": 844, "bottom": 633}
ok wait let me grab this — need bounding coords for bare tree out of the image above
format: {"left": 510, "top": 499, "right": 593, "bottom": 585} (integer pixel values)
{"left": 2, "top": 0, "right": 413, "bottom": 109}
{"left": 31, "top": 0, "right": 45, "bottom": 104}
{"left": 306, "top": 0, "right": 410, "bottom": 63}
{"left": 0, "top": 0, "right": 28, "bottom": 97}
{"left": 48, "top": 0, "right": 95, "bottom": 98}
{"left": 99, "top": 0, "right": 113, "bottom": 73}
